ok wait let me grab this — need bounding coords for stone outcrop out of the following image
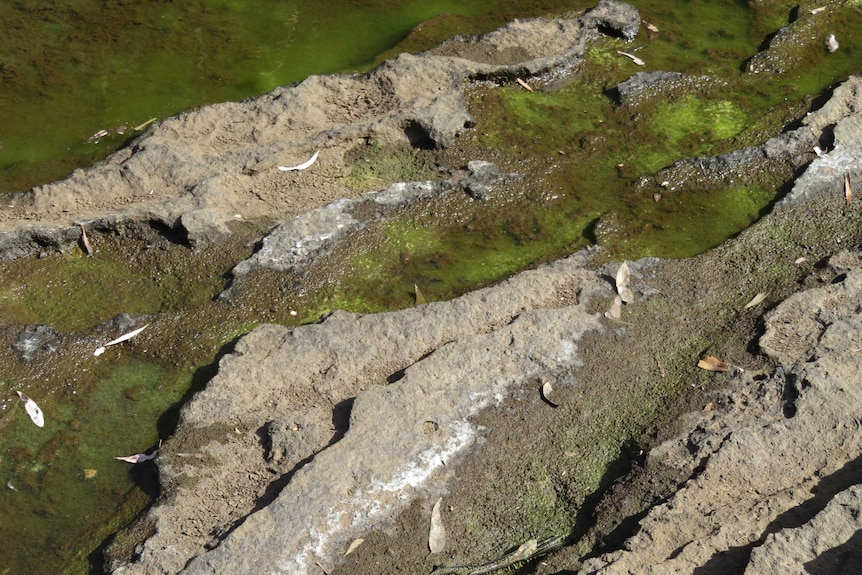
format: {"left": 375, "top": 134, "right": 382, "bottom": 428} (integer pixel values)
{"left": 0, "top": 0, "right": 640, "bottom": 259}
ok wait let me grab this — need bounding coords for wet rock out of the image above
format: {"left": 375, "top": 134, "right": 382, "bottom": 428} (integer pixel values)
{"left": 13, "top": 325, "right": 59, "bottom": 362}
{"left": 614, "top": 71, "right": 684, "bottom": 103}
{"left": 586, "top": 0, "right": 640, "bottom": 42}
{"left": 223, "top": 161, "right": 519, "bottom": 295}
{"left": 0, "top": 1, "right": 641, "bottom": 256}
{"left": 118, "top": 249, "right": 609, "bottom": 575}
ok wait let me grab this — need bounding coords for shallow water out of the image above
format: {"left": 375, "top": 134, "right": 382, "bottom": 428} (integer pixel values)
{"left": 0, "top": 0, "right": 579, "bottom": 194}
{"left": 0, "top": 1, "right": 860, "bottom": 573}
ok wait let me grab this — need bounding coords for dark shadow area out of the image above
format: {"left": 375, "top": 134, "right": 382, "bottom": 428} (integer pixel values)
{"left": 781, "top": 370, "right": 799, "bottom": 419}
{"left": 804, "top": 529, "right": 862, "bottom": 574}
{"left": 692, "top": 453, "right": 862, "bottom": 575}
{"left": 403, "top": 119, "right": 436, "bottom": 150}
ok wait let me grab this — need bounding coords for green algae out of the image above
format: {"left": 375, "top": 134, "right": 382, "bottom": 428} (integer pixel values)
{"left": 0, "top": 0, "right": 590, "bottom": 195}
{"left": 0, "top": 1, "right": 861, "bottom": 574}
{"left": 0, "top": 361, "right": 189, "bottom": 575}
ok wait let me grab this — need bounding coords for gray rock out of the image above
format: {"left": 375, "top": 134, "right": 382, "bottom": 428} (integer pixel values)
{"left": 118, "top": 249, "right": 610, "bottom": 575}
{"left": 578, "top": 254, "right": 862, "bottom": 574}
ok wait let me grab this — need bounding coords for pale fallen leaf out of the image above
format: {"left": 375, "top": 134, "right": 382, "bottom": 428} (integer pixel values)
{"left": 605, "top": 295, "right": 622, "bottom": 319}
{"left": 516, "top": 78, "right": 534, "bottom": 92}
{"left": 511, "top": 539, "right": 538, "bottom": 562}
{"left": 845, "top": 173, "right": 852, "bottom": 206}
{"left": 277, "top": 150, "right": 320, "bottom": 171}
{"left": 616, "top": 262, "right": 635, "bottom": 303}
{"left": 794, "top": 257, "right": 807, "bottom": 265}
{"left": 94, "top": 324, "right": 149, "bottom": 356}
{"left": 414, "top": 284, "right": 427, "bottom": 306}
{"left": 643, "top": 20, "right": 659, "bottom": 33}
{"left": 811, "top": 6, "right": 826, "bottom": 14}
{"left": 825, "top": 33, "right": 839, "bottom": 53}
{"left": 743, "top": 292, "right": 767, "bottom": 310}
{"left": 541, "top": 382, "right": 558, "bottom": 407}
{"left": 697, "top": 356, "right": 730, "bottom": 372}
{"left": 115, "top": 450, "right": 158, "bottom": 464}
{"left": 429, "top": 497, "right": 446, "bottom": 554}
{"left": 83, "top": 468, "right": 98, "bottom": 479}
{"left": 344, "top": 538, "right": 365, "bottom": 557}
{"left": 15, "top": 391, "right": 44, "bottom": 428}
{"left": 133, "top": 117, "right": 157, "bottom": 131}
{"left": 80, "top": 224, "right": 93, "bottom": 256}
{"left": 617, "top": 50, "right": 645, "bottom": 66}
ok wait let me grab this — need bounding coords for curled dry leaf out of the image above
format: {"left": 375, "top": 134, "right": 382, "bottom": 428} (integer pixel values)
{"left": 697, "top": 356, "right": 730, "bottom": 372}
{"left": 115, "top": 449, "right": 158, "bottom": 464}
{"left": 743, "top": 292, "right": 767, "bottom": 310}
{"left": 617, "top": 50, "right": 645, "bottom": 66}
{"left": 277, "top": 150, "right": 320, "bottom": 171}
{"left": 511, "top": 539, "right": 539, "bottom": 562}
{"left": 15, "top": 391, "right": 44, "bottom": 428}
{"left": 541, "top": 382, "right": 558, "bottom": 407}
{"left": 515, "top": 78, "right": 534, "bottom": 92}
{"left": 414, "top": 284, "right": 427, "bottom": 306}
{"left": 80, "top": 224, "right": 93, "bottom": 256}
{"left": 845, "top": 173, "right": 852, "bottom": 206}
{"left": 616, "top": 261, "right": 635, "bottom": 303}
{"left": 344, "top": 538, "right": 365, "bottom": 557}
{"left": 429, "top": 497, "right": 446, "bottom": 554}
{"left": 604, "top": 295, "right": 623, "bottom": 320}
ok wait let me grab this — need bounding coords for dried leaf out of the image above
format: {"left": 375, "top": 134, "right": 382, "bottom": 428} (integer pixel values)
{"left": 845, "top": 173, "right": 852, "bottom": 206}
{"left": 616, "top": 262, "right": 635, "bottom": 303}
{"left": 115, "top": 450, "right": 158, "bottom": 464}
{"left": 15, "top": 391, "right": 44, "bottom": 428}
{"left": 605, "top": 295, "right": 623, "bottom": 319}
{"left": 277, "top": 150, "right": 320, "bottom": 171}
{"left": 697, "top": 356, "right": 730, "bottom": 372}
{"left": 511, "top": 539, "right": 538, "bottom": 562}
{"left": 344, "top": 538, "right": 365, "bottom": 557}
{"left": 541, "top": 382, "right": 558, "bottom": 407}
{"left": 94, "top": 324, "right": 149, "bottom": 356}
{"left": 429, "top": 497, "right": 446, "bottom": 554}
{"left": 80, "top": 224, "right": 93, "bottom": 256}
{"left": 825, "top": 34, "right": 839, "bottom": 53}
{"left": 515, "top": 78, "right": 534, "bottom": 92}
{"left": 617, "top": 50, "right": 645, "bottom": 66}
{"left": 414, "top": 284, "right": 427, "bottom": 306}
{"left": 643, "top": 20, "right": 659, "bottom": 33}
{"left": 743, "top": 292, "right": 767, "bottom": 310}
{"left": 794, "top": 257, "right": 807, "bottom": 265}
{"left": 83, "top": 468, "right": 98, "bottom": 479}
{"left": 133, "top": 117, "right": 157, "bottom": 131}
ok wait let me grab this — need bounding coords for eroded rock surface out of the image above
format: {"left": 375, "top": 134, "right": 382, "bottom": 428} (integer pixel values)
{"left": 579, "top": 252, "right": 862, "bottom": 574}
{"left": 0, "top": 0, "right": 639, "bottom": 259}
